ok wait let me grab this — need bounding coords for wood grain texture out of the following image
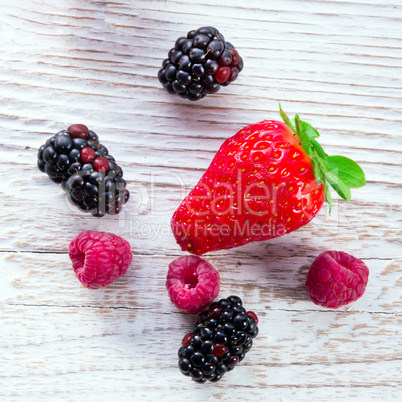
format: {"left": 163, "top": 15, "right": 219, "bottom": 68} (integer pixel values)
{"left": 0, "top": 0, "right": 401, "bottom": 400}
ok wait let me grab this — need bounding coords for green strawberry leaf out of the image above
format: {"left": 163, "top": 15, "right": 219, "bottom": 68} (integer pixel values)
{"left": 323, "top": 168, "right": 352, "bottom": 201}
{"left": 326, "top": 155, "right": 366, "bottom": 188}
{"left": 300, "top": 120, "right": 320, "bottom": 140}
{"left": 295, "top": 114, "right": 312, "bottom": 155}
{"left": 324, "top": 179, "right": 333, "bottom": 214}
{"left": 310, "top": 139, "right": 327, "bottom": 160}
{"left": 311, "top": 157, "right": 323, "bottom": 184}
{"left": 279, "top": 103, "right": 296, "bottom": 132}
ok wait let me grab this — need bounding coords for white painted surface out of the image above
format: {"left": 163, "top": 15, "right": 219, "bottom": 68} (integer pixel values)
{"left": 0, "top": 0, "right": 401, "bottom": 400}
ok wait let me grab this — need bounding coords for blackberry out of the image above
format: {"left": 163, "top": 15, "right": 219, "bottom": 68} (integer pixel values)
{"left": 158, "top": 27, "right": 243, "bottom": 100}
{"left": 37, "top": 124, "right": 106, "bottom": 183}
{"left": 63, "top": 154, "right": 129, "bottom": 217}
{"left": 178, "top": 295, "right": 258, "bottom": 383}
{"left": 37, "top": 124, "right": 130, "bottom": 217}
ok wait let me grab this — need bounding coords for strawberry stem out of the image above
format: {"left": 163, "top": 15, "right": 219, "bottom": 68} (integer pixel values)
{"left": 279, "top": 104, "right": 366, "bottom": 214}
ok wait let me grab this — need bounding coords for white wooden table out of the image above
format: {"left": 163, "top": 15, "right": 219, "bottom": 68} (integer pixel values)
{"left": 1, "top": 1, "right": 401, "bottom": 400}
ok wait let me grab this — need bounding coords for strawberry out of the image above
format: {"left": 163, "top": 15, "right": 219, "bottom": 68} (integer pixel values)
{"left": 171, "top": 105, "right": 366, "bottom": 255}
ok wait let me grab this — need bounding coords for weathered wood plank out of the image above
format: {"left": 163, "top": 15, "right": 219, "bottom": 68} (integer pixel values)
{"left": 0, "top": 304, "right": 400, "bottom": 400}
{"left": 0, "top": 253, "right": 400, "bottom": 313}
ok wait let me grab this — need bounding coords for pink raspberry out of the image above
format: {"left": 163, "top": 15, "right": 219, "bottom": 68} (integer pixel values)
{"left": 69, "top": 231, "right": 132, "bottom": 289}
{"left": 305, "top": 250, "right": 369, "bottom": 309}
{"left": 166, "top": 255, "right": 220, "bottom": 313}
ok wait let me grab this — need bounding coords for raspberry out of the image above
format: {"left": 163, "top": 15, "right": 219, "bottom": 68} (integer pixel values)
{"left": 178, "top": 296, "right": 259, "bottom": 383}
{"left": 305, "top": 250, "right": 369, "bottom": 309}
{"left": 68, "top": 231, "right": 132, "bottom": 289}
{"left": 166, "top": 256, "right": 220, "bottom": 313}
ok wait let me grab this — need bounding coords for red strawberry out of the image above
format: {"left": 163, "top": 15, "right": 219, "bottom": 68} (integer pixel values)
{"left": 171, "top": 105, "right": 365, "bottom": 255}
